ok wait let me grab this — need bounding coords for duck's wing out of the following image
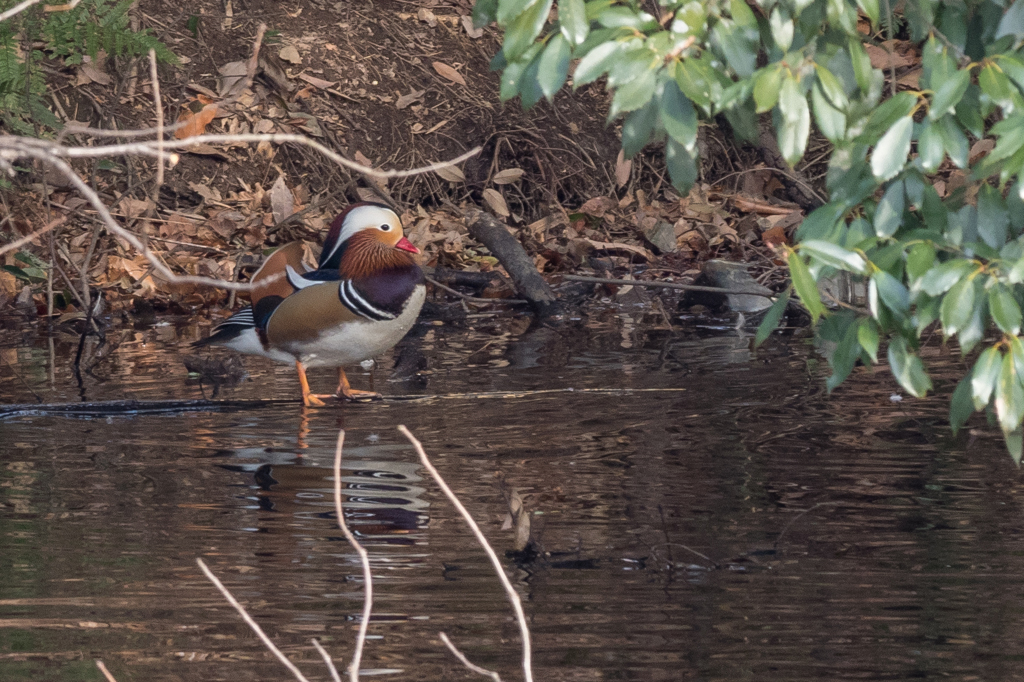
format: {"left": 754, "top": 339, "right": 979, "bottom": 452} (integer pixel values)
{"left": 249, "top": 241, "right": 309, "bottom": 306}
{"left": 192, "top": 306, "right": 257, "bottom": 347}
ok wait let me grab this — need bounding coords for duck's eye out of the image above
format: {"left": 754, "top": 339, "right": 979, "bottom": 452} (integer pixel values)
{"left": 380, "top": 224, "right": 392, "bottom": 231}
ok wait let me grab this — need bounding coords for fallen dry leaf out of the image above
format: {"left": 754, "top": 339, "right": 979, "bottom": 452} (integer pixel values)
{"left": 298, "top": 73, "right": 337, "bottom": 90}
{"left": 270, "top": 176, "right": 294, "bottom": 224}
{"left": 278, "top": 45, "right": 302, "bottom": 65}
{"left": 582, "top": 238, "right": 654, "bottom": 261}
{"left": 462, "top": 15, "right": 483, "bottom": 38}
{"left": 865, "top": 42, "right": 916, "bottom": 70}
{"left": 493, "top": 168, "right": 525, "bottom": 184}
{"left": 434, "top": 164, "right": 465, "bottom": 183}
{"left": 174, "top": 97, "right": 218, "bottom": 139}
{"left": 417, "top": 7, "right": 438, "bottom": 27}
{"left": 432, "top": 61, "right": 466, "bottom": 86}
{"left": 615, "top": 149, "right": 631, "bottom": 188}
{"left": 218, "top": 60, "right": 247, "bottom": 97}
{"left": 969, "top": 138, "right": 996, "bottom": 164}
{"left": 732, "top": 196, "right": 798, "bottom": 216}
{"left": 578, "top": 196, "right": 618, "bottom": 217}
{"left": 483, "top": 188, "right": 509, "bottom": 217}
{"left": 396, "top": 88, "right": 426, "bottom": 109}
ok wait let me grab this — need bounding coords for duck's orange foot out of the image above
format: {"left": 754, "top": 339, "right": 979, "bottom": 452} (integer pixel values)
{"left": 340, "top": 387, "right": 381, "bottom": 402}
{"left": 303, "top": 393, "right": 328, "bottom": 408}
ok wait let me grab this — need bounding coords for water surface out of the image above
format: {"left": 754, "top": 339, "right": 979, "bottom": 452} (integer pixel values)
{"left": 2, "top": 308, "right": 1023, "bottom": 681}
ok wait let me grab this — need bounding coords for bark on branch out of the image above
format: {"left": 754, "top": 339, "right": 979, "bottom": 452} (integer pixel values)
{"left": 463, "top": 208, "right": 562, "bottom": 318}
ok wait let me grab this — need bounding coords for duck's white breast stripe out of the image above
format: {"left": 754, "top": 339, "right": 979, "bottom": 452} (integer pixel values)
{"left": 338, "top": 279, "right": 396, "bottom": 321}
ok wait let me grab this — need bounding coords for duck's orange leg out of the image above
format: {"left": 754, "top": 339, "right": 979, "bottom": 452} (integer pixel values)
{"left": 336, "top": 367, "right": 381, "bottom": 401}
{"left": 295, "top": 360, "right": 326, "bottom": 407}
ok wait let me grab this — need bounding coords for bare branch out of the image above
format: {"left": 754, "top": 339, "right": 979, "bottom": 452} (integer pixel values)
{"left": 196, "top": 558, "right": 313, "bottom": 682}
{"left": 398, "top": 425, "right": 534, "bottom": 682}
{"left": 94, "top": 660, "right": 118, "bottom": 682}
{"left": 147, "top": 49, "right": 164, "bottom": 189}
{"left": 312, "top": 638, "right": 343, "bottom": 682}
{"left": 439, "top": 632, "right": 503, "bottom": 682}
{"left": 333, "top": 430, "right": 373, "bottom": 682}
{"left": 0, "top": 133, "right": 481, "bottom": 180}
{"left": 0, "top": 216, "right": 66, "bottom": 258}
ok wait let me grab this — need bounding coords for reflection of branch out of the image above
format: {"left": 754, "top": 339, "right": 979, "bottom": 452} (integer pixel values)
{"left": 196, "top": 558, "right": 314, "bottom": 682}
{"left": 94, "top": 660, "right": 118, "bottom": 682}
{"left": 439, "top": 632, "right": 502, "bottom": 682}
{"left": 398, "top": 425, "right": 534, "bottom": 682}
{"left": 333, "top": 430, "right": 373, "bottom": 682}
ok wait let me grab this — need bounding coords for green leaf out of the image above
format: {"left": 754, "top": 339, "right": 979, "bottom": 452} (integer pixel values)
{"left": 874, "top": 180, "right": 905, "bottom": 238}
{"left": 769, "top": 7, "right": 794, "bottom": 52}
{"left": 996, "top": 350, "right": 1024, "bottom": 433}
{"left": 474, "top": 0, "right": 499, "bottom": 27}
{"left": 754, "top": 290, "right": 791, "bottom": 347}
{"left": 712, "top": 19, "right": 756, "bottom": 78}
{"left": 789, "top": 250, "right": 826, "bottom": 323}
{"left": 622, "top": 99, "right": 657, "bottom": 158}
{"left": 913, "top": 258, "right": 974, "bottom": 294}
{"left": 559, "top": 0, "right": 589, "bottom": 45}
{"left": 800, "top": 239, "right": 869, "bottom": 273}
{"left": 972, "top": 346, "right": 1003, "bottom": 409}
{"left": 937, "top": 114, "right": 969, "bottom": 168}
{"left": 906, "top": 242, "right": 937, "bottom": 281}
{"left": 778, "top": 75, "right": 810, "bottom": 166}
{"left": 997, "top": 0, "right": 1024, "bottom": 40}
{"left": 857, "top": 317, "right": 880, "bottom": 362}
{"left": 1005, "top": 428, "right": 1023, "bottom": 464}
{"left": 849, "top": 37, "right": 874, "bottom": 93}
{"left": 916, "top": 120, "right": 945, "bottom": 173}
{"left": 606, "top": 67, "right": 655, "bottom": 117}
{"left": 872, "top": 270, "right": 910, "bottom": 318}
{"left": 659, "top": 80, "right": 697, "bottom": 150}
{"left": 980, "top": 63, "right": 1015, "bottom": 112}
{"left": 928, "top": 67, "right": 971, "bottom": 121}
{"left": 537, "top": 34, "right": 571, "bottom": 100}
{"left": 498, "top": 0, "right": 538, "bottom": 25}
{"left": 811, "top": 81, "right": 847, "bottom": 143}
{"left": 977, "top": 183, "right": 1010, "bottom": 250}
{"left": 950, "top": 376, "right": 975, "bottom": 434}
{"left": 502, "top": 0, "right": 553, "bottom": 61}
{"left": 572, "top": 39, "right": 623, "bottom": 86}
{"left": 940, "top": 275, "right": 977, "bottom": 336}
{"left": 888, "top": 337, "right": 933, "bottom": 397}
{"left": 674, "top": 57, "right": 716, "bottom": 111}
{"left": 990, "top": 286, "right": 1023, "bottom": 334}
{"left": 871, "top": 115, "right": 913, "bottom": 181}
{"left": 665, "top": 137, "right": 697, "bottom": 194}
{"left": 753, "top": 66, "right": 783, "bottom": 113}
{"left": 857, "top": 0, "right": 880, "bottom": 27}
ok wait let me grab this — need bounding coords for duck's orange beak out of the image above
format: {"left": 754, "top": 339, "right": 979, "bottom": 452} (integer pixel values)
{"left": 395, "top": 236, "right": 420, "bottom": 254}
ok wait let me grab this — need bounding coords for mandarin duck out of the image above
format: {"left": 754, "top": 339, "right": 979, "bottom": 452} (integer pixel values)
{"left": 193, "top": 203, "right": 425, "bottom": 407}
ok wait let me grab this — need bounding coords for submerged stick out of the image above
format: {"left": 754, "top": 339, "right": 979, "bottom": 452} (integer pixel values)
{"left": 439, "top": 632, "right": 502, "bottom": 682}
{"left": 333, "top": 430, "right": 373, "bottom": 682}
{"left": 196, "top": 558, "right": 313, "bottom": 682}
{"left": 398, "top": 425, "right": 534, "bottom": 682}
{"left": 561, "top": 274, "right": 775, "bottom": 298}
{"left": 94, "top": 660, "right": 118, "bottom": 682}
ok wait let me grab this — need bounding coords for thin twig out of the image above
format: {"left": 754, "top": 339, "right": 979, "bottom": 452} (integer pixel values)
{"left": 0, "top": 0, "right": 80, "bottom": 23}
{"left": 426, "top": 275, "right": 529, "bottom": 305}
{"left": 333, "top": 430, "right": 373, "bottom": 682}
{"left": 439, "top": 632, "right": 502, "bottom": 682}
{"left": 398, "top": 425, "right": 533, "bottom": 682}
{"left": 195, "top": 558, "right": 313, "bottom": 682}
{"left": 0, "top": 216, "right": 66, "bottom": 257}
{"left": 312, "top": 639, "right": 343, "bottom": 682}
{"left": 774, "top": 502, "right": 842, "bottom": 551}
{"left": 94, "top": 660, "right": 118, "bottom": 682}
{"left": 562, "top": 274, "right": 775, "bottom": 298}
